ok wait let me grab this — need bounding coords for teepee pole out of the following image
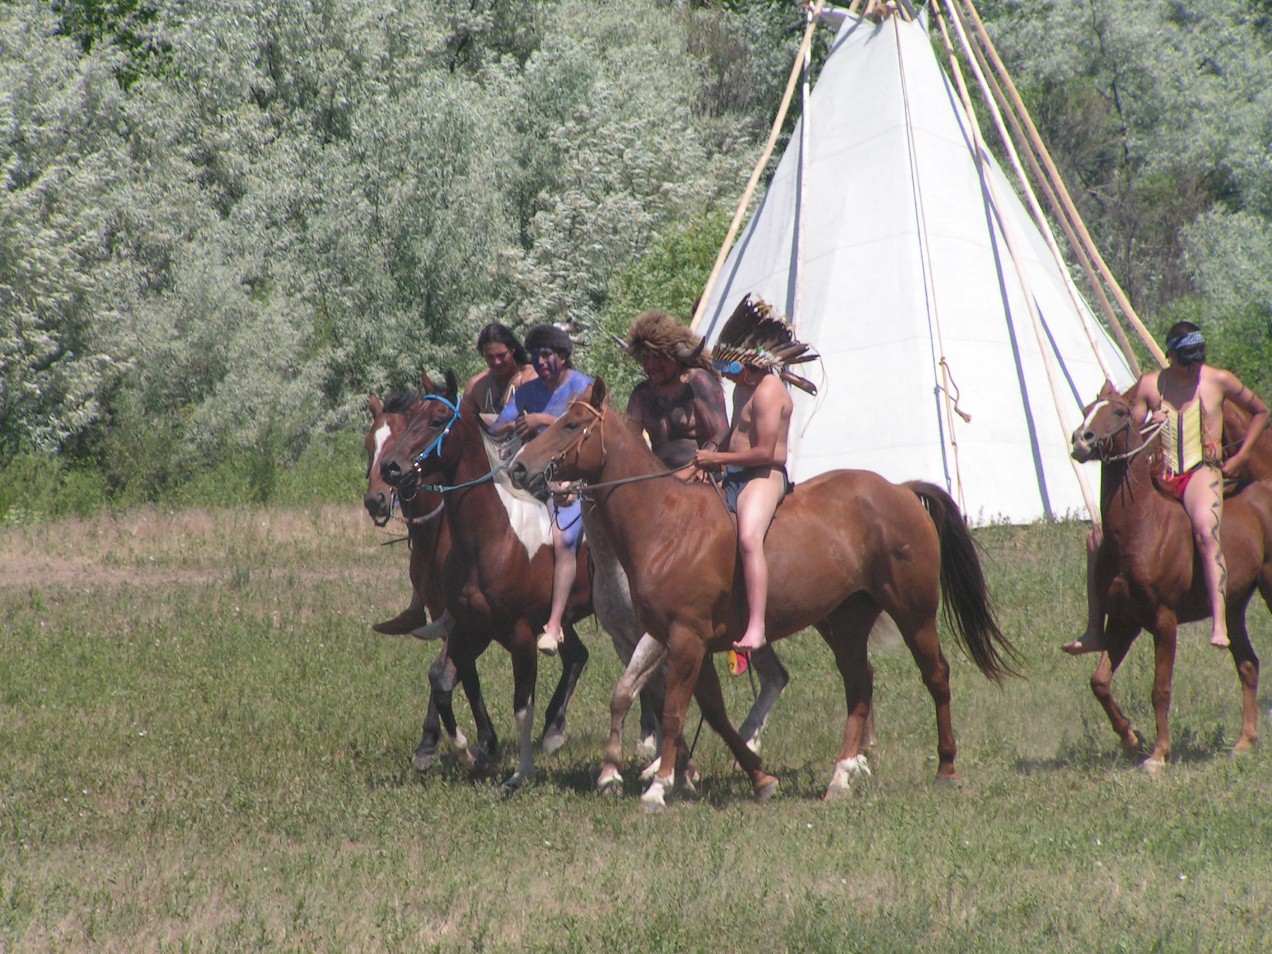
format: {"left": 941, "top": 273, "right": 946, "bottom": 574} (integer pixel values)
{"left": 934, "top": 2, "right": 1100, "bottom": 522}
{"left": 967, "top": 41, "right": 1141, "bottom": 377}
{"left": 692, "top": 1, "right": 826, "bottom": 333}
{"left": 792, "top": 1, "right": 815, "bottom": 333}
{"left": 955, "top": 0, "right": 1165, "bottom": 370}
{"left": 933, "top": 1, "right": 1121, "bottom": 388}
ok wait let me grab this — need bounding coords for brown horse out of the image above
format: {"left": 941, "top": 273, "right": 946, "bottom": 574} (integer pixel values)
{"left": 1070, "top": 382, "right": 1268, "bottom": 768}
{"left": 507, "top": 379, "right": 1017, "bottom": 808}
{"left": 379, "top": 373, "right": 594, "bottom": 789}
{"left": 363, "top": 389, "right": 483, "bottom": 771}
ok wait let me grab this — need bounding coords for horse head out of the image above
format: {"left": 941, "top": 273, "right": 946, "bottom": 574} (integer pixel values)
{"left": 507, "top": 378, "right": 609, "bottom": 501}
{"left": 1071, "top": 381, "right": 1141, "bottom": 464}
{"left": 364, "top": 391, "right": 421, "bottom": 525}
{"left": 379, "top": 370, "right": 462, "bottom": 494}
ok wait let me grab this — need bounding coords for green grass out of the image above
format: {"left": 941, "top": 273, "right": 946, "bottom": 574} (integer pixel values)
{"left": 2, "top": 509, "right": 1271, "bottom": 952}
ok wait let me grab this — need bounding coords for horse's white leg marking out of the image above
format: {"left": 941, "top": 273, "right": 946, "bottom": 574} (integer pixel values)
{"left": 449, "top": 726, "right": 476, "bottom": 770}
{"left": 502, "top": 703, "right": 535, "bottom": 790}
{"left": 640, "top": 772, "right": 672, "bottom": 812}
{"left": 824, "top": 754, "right": 872, "bottom": 800}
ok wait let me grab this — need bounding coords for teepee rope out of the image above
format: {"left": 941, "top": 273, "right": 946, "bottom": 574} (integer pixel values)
{"left": 894, "top": 14, "right": 971, "bottom": 513}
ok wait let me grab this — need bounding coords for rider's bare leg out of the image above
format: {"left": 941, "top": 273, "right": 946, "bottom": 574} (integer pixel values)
{"left": 538, "top": 517, "right": 576, "bottom": 655}
{"left": 1062, "top": 525, "right": 1106, "bottom": 655}
{"left": 731, "top": 470, "right": 786, "bottom": 653}
{"left": 1184, "top": 465, "right": 1229, "bottom": 648}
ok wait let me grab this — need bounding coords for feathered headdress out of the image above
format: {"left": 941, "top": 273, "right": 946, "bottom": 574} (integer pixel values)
{"left": 711, "top": 295, "right": 818, "bottom": 395}
{"left": 622, "top": 311, "right": 714, "bottom": 374}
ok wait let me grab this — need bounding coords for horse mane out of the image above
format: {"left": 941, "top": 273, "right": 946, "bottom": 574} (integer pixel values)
{"left": 381, "top": 391, "right": 417, "bottom": 415}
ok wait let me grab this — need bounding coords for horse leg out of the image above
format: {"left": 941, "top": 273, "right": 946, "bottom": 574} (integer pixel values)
{"left": 1142, "top": 614, "right": 1179, "bottom": 772}
{"left": 501, "top": 619, "right": 539, "bottom": 791}
{"left": 1225, "top": 595, "right": 1259, "bottom": 755}
{"left": 449, "top": 633, "right": 497, "bottom": 774}
{"left": 541, "top": 622, "right": 589, "bottom": 755}
{"left": 415, "top": 641, "right": 476, "bottom": 772}
{"left": 816, "top": 600, "right": 878, "bottom": 799}
{"left": 599, "top": 633, "right": 667, "bottom": 796}
{"left": 888, "top": 601, "right": 957, "bottom": 783}
{"left": 736, "top": 644, "right": 789, "bottom": 753}
{"left": 1088, "top": 622, "right": 1142, "bottom": 758}
{"left": 642, "top": 624, "right": 709, "bottom": 812}
{"left": 692, "top": 653, "right": 778, "bottom": 802}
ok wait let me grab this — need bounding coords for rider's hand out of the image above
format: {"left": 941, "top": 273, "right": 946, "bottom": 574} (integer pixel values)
{"left": 694, "top": 449, "right": 723, "bottom": 471}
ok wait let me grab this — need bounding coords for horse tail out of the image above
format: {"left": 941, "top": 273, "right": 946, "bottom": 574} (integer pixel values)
{"left": 905, "top": 480, "right": 1022, "bottom": 684}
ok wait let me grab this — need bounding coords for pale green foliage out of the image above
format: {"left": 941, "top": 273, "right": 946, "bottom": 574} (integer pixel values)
{"left": 979, "top": 0, "right": 1272, "bottom": 314}
{"left": 4, "top": 0, "right": 790, "bottom": 478}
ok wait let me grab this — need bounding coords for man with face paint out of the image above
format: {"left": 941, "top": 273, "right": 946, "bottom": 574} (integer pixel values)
{"left": 1064, "top": 321, "right": 1269, "bottom": 655}
{"left": 493, "top": 324, "right": 594, "bottom": 655}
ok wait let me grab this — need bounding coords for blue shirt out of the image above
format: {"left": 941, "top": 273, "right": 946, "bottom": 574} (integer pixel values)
{"left": 494, "top": 369, "right": 594, "bottom": 437}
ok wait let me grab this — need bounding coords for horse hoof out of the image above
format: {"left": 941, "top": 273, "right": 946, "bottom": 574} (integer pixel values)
{"left": 597, "top": 768, "right": 624, "bottom": 796}
{"left": 413, "top": 749, "right": 437, "bottom": 773}
{"left": 1231, "top": 737, "right": 1257, "bottom": 757}
{"left": 500, "top": 771, "right": 529, "bottom": 792}
{"left": 640, "top": 776, "right": 672, "bottom": 812}
{"left": 540, "top": 731, "right": 566, "bottom": 756}
{"left": 754, "top": 774, "right": 779, "bottom": 802}
{"left": 635, "top": 736, "right": 658, "bottom": 760}
{"left": 932, "top": 773, "right": 964, "bottom": 789}
{"left": 1141, "top": 756, "right": 1168, "bottom": 775}
{"left": 824, "top": 754, "right": 871, "bottom": 799}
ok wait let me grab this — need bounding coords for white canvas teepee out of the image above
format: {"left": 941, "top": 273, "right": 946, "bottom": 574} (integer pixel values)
{"left": 696, "top": 8, "right": 1134, "bottom": 524}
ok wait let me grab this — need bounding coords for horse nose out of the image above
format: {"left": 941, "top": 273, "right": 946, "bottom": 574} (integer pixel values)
{"left": 507, "top": 460, "right": 526, "bottom": 486}
{"left": 364, "top": 490, "right": 387, "bottom": 515}
{"left": 380, "top": 459, "right": 401, "bottom": 483}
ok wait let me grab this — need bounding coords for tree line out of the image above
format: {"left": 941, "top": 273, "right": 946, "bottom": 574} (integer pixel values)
{"left": 3, "top": 0, "right": 1271, "bottom": 519}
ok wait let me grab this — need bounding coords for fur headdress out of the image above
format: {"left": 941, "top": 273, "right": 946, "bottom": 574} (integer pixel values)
{"left": 711, "top": 295, "right": 818, "bottom": 395}
{"left": 622, "top": 311, "right": 714, "bottom": 374}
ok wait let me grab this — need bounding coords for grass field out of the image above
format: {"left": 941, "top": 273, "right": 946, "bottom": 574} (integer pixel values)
{"left": 2, "top": 505, "right": 1271, "bottom": 952}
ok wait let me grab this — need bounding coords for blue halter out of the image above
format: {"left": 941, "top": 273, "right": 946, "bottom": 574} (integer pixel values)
{"left": 411, "top": 393, "right": 461, "bottom": 472}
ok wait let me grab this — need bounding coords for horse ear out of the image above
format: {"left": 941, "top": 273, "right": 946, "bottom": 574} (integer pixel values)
{"left": 590, "top": 376, "right": 607, "bottom": 408}
{"left": 420, "top": 371, "right": 436, "bottom": 394}
{"left": 368, "top": 394, "right": 383, "bottom": 417}
{"left": 444, "top": 369, "right": 459, "bottom": 401}
{"left": 1098, "top": 379, "right": 1119, "bottom": 400}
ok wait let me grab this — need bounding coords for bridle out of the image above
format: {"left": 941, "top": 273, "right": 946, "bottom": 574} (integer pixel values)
{"left": 542, "top": 400, "right": 607, "bottom": 488}
{"left": 409, "top": 393, "right": 462, "bottom": 475}
{"left": 1078, "top": 398, "right": 1165, "bottom": 464}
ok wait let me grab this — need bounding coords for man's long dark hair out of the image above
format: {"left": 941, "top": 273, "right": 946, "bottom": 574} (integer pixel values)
{"left": 476, "top": 322, "right": 529, "bottom": 366}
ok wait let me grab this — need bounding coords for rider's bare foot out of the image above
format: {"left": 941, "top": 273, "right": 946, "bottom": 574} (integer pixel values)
{"left": 731, "top": 630, "right": 767, "bottom": 653}
{"left": 1061, "top": 631, "right": 1106, "bottom": 656}
{"left": 537, "top": 627, "right": 564, "bottom": 656}
{"left": 1210, "top": 631, "right": 1231, "bottom": 649}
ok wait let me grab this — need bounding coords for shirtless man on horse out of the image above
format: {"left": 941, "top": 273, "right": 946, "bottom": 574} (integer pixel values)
{"left": 624, "top": 310, "right": 729, "bottom": 474}
{"left": 1064, "top": 320, "right": 1269, "bottom": 655}
{"left": 693, "top": 297, "right": 813, "bottom": 654}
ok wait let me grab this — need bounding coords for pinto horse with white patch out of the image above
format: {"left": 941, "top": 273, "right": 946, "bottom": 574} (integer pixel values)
{"left": 507, "top": 379, "right": 1018, "bottom": 809}
{"left": 378, "top": 373, "right": 593, "bottom": 788}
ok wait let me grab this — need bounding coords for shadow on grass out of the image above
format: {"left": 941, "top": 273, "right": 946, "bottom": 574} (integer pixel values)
{"left": 1014, "top": 718, "right": 1240, "bottom": 775}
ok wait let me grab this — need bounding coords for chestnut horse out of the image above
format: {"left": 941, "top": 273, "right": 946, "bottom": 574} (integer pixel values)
{"left": 1070, "top": 382, "right": 1269, "bottom": 768}
{"left": 379, "top": 375, "right": 792, "bottom": 792}
{"left": 507, "top": 379, "right": 1017, "bottom": 809}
